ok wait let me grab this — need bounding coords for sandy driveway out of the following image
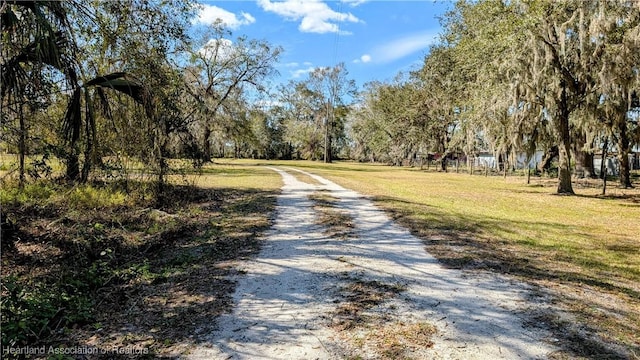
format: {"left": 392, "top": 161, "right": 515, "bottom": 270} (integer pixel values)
{"left": 185, "top": 167, "right": 557, "bottom": 359}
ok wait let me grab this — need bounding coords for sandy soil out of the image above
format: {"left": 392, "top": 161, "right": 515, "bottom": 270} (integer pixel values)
{"left": 184, "top": 167, "right": 558, "bottom": 359}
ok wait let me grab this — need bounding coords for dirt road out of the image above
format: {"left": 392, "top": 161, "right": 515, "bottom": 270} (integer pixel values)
{"left": 185, "top": 167, "right": 557, "bottom": 359}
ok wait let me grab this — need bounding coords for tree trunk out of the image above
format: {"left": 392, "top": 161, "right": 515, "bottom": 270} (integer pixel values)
{"left": 439, "top": 134, "right": 447, "bottom": 172}
{"left": 154, "top": 119, "right": 170, "bottom": 207}
{"left": 65, "top": 122, "right": 81, "bottom": 182}
{"left": 324, "top": 115, "right": 332, "bottom": 163}
{"left": 557, "top": 142, "right": 574, "bottom": 194}
{"left": 617, "top": 122, "right": 633, "bottom": 188}
{"left": 18, "top": 105, "right": 25, "bottom": 187}
{"left": 66, "top": 153, "right": 80, "bottom": 181}
{"left": 538, "top": 145, "right": 558, "bottom": 174}
{"left": 80, "top": 91, "right": 95, "bottom": 183}
{"left": 556, "top": 83, "right": 574, "bottom": 194}
{"left": 502, "top": 152, "right": 509, "bottom": 178}
{"left": 573, "top": 133, "right": 595, "bottom": 179}
{"left": 202, "top": 126, "right": 212, "bottom": 162}
{"left": 557, "top": 141, "right": 574, "bottom": 193}
{"left": 580, "top": 151, "right": 595, "bottom": 178}
{"left": 601, "top": 137, "right": 609, "bottom": 195}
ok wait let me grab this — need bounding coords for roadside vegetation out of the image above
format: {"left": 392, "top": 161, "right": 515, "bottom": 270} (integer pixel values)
{"left": 1, "top": 163, "right": 280, "bottom": 358}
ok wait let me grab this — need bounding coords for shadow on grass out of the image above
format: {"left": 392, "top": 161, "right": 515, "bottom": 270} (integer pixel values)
{"left": 373, "top": 195, "right": 640, "bottom": 360}
{"left": 1, "top": 183, "right": 279, "bottom": 359}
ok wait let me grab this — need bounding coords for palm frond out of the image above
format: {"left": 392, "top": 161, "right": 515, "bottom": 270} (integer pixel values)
{"left": 1, "top": 6, "right": 20, "bottom": 31}
{"left": 1, "top": 31, "right": 78, "bottom": 97}
{"left": 84, "top": 72, "right": 146, "bottom": 104}
{"left": 1, "top": 0, "right": 78, "bottom": 97}
{"left": 62, "top": 87, "right": 82, "bottom": 144}
{"left": 95, "top": 87, "right": 112, "bottom": 120}
{"left": 5, "top": 1, "right": 70, "bottom": 29}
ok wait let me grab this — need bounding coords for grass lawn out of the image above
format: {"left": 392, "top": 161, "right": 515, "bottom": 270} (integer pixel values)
{"left": 222, "top": 158, "right": 640, "bottom": 359}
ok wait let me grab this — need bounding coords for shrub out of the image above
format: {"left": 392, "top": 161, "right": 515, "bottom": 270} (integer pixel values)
{"left": 66, "top": 185, "right": 127, "bottom": 209}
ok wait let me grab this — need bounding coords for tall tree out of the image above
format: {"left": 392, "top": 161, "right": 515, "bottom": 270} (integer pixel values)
{"left": 414, "top": 45, "right": 466, "bottom": 171}
{"left": 276, "top": 80, "right": 325, "bottom": 160}
{"left": 592, "top": 0, "right": 640, "bottom": 188}
{"left": 513, "top": 1, "right": 606, "bottom": 193}
{"left": 66, "top": 0, "right": 197, "bottom": 184}
{"left": 440, "top": 0, "right": 539, "bottom": 175}
{"left": 306, "top": 63, "right": 356, "bottom": 163}
{"left": 442, "top": 0, "right": 601, "bottom": 193}
{"left": 2, "top": 0, "right": 199, "bottom": 185}
{"left": 185, "top": 25, "right": 281, "bottom": 162}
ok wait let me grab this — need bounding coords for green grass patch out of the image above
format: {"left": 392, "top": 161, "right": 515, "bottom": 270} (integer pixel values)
{"left": 174, "top": 162, "right": 282, "bottom": 191}
{"left": 0, "top": 181, "right": 57, "bottom": 205}
{"left": 66, "top": 185, "right": 128, "bottom": 209}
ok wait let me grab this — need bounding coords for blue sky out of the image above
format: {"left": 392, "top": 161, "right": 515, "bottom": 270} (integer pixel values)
{"left": 193, "top": 0, "right": 453, "bottom": 89}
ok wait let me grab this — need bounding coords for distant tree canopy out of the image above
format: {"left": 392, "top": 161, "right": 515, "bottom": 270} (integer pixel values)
{"left": 349, "top": 0, "right": 640, "bottom": 193}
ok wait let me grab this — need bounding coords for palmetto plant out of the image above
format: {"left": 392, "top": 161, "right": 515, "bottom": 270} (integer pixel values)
{"left": 1, "top": 0, "right": 153, "bottom": 183}
{"left": 63, "top": 72, "right": 151, "bottom": 182}
{"left": 1, "top": 0, "right": 78, "bottom": 184}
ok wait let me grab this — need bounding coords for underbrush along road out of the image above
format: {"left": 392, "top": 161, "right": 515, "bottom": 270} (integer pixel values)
{"left": 185, "top": 167, "right": 556, "bottom": 359}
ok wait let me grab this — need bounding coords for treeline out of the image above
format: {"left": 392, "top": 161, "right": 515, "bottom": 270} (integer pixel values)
{"left": 2, "top": 1, "right": 640, "bottom": 196}
{"left": 349, "top": 0, "right": 640, "bottom": 194}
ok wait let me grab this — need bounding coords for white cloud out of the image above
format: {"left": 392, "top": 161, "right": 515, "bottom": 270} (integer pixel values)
{"left": 197, "top": 4, "right": 255, "bottom": 29}
{"left": 283, "top": 62, "right": 300, "bottom": 68}
{"left": 352, "top": 54, "right": 371, "bottom": 64}
{"left": 257, "top": 0, "right": 361, "bottom": 34}
{"left": 291, "top": 66, "right": 316, "bottom": 78}
{"left": 342, "top": 0, "right": 368, "bottom": 7}
{"left": 198, "top": 38, "right": 236, "bottom": 61}
{"left": 371, "top": 31, "right": 438, "bottom": 64}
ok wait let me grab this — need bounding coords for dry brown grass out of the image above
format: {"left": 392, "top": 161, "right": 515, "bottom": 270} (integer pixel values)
{"left": 289, "top": 170, "right": 325, "bottom": 186}
{"left": 310, "top": 191, "right": 355, "bottom": 240}
{"left": 330, "top": 277, "right": 435, "bottom": 360}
